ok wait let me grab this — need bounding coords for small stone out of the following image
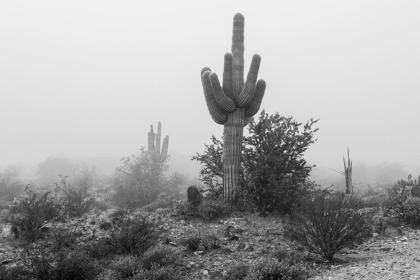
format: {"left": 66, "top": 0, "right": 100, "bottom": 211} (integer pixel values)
{"left": 236, "top": 243, "right": 246, "bottom": 251}
{"left": 379, "top": 247, "right": 391, "bottom": 252}
{"left": 372, "top": 233, "right": 379, "bottom": 237}
{"left": 203, "top": 270, "right": 209, "bottom": 276}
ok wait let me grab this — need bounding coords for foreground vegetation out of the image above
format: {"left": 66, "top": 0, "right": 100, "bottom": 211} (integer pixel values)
{"left": 1, "top": 113, "right": 420, "bottom": 279}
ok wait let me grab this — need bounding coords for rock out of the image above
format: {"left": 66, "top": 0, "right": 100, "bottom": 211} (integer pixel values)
{"left": 202, "top": 270, "right": 209, "bottom": 276}
{"left": 380, "top": 247, "right": 392, "bottom": 252}
{"left": 236, "top": 243, "right": 246, "bottom": 251}
{"left": 194, "top": 251, "right": 205, "bottom": 255}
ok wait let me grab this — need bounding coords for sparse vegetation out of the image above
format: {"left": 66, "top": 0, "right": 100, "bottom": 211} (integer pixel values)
{"left": 284, "top": 191, "right": 372, "bottom": 261}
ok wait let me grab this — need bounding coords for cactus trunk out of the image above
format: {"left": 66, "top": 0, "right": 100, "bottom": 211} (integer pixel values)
{"left": 201, "top": 14, "right": 266, "bottom": 205}
{"left": 223, "top": 109, "right": 245, "bottom": 204}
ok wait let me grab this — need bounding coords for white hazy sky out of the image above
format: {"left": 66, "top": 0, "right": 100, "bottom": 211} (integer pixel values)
{"left": 1, "top": 0, "right": 420, "bottom": 175}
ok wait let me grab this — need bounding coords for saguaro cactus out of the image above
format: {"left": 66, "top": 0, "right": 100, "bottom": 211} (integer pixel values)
{"left": 148, "top": 122, "right": 169, "bottom": 162}
{"left": 201, "top": 13, "right": 266, "bottom": 205}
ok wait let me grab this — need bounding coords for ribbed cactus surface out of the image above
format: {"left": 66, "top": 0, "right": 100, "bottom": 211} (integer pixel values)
{"left": 201, "top": 13, "right": 266, "bottom": 205}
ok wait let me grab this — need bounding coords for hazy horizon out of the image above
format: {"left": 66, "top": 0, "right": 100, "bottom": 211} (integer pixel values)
{"left": 1, "top": 1, "right": 420, "bottom": 178}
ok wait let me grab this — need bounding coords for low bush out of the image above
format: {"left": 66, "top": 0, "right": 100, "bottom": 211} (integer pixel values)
{"left": 141, "top": 245, "right": 180, "bottom": 270}
{"left": 5, "top": 188, "right": 61, "bottom": 242}
{"left": 202, "top": 235, "right": 221, "bottom": 250}
{"left": 284, "top": 191, "right": 372, "bottom": 262}
{"left": 224, "top": 264, "right": 249, "bottom": 280}
{"left": 28, "top": 248, "right": 99, "bottom": 280}
{"left": 143, "top": 192, "right": 178, "bottom": 212}
{"left": 0, "top": 264, "right": 32, "bottom": 280}
{"left": 82, "top": 239, "right": 112, "bottom": 259}
{"left": 195, "top": 198, "right": 230, "bottom": 221}
{"left": 385, "top": 175, "right": 420, "bottom": 226}
{"left": 182, "top": 236, "right": 201, "bottom": 251}
{"left": 109, "top": 255, "right": 142, "bottom": 280}
{"left": 132, "top": 264, "right": 184, "bottom": 280}
{"left": 50, "top": 226, "right": 77, "bottom": 252}
{"left": 244, "top": 257, "right": 310, "bottom": 280}
{"left": 55, "top": 176, "right": 95, "bottom": 218}
{"left": 105, "top": 215, "right": 159, "bottom": 256}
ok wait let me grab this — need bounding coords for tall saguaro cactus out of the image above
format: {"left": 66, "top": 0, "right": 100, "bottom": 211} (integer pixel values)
{"left": 148, "top": 122, "right": 169, "bottom": 163}
{"left": 201, "top": 13, "right": 266, "bottom": 205}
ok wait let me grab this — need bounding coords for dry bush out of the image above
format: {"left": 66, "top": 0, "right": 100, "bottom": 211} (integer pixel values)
{"left": 284, "top": 192, "right": 372, "bottom": 262}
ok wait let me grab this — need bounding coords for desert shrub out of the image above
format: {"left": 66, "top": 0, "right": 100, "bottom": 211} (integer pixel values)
{"left": 132, "top": 264, "right": 184, "bottom": 280}
{"left": 82, "top": 239, "right": 112, "bottom": 259}
{"left": 105, "top": 215, "right": 159, "bottom": 255}
{"left": 111, "top": 148, "right": 168, "bottom": 208}
{"left": 284, "top": 192, "right": 371, "bottom": 261}
{"left": 193, "top": 111, "right": 318, "bottom": 215}
{"left": 244, "top": 257, "right": 310, "bottom": 280}
{"left": 143, "top": 192, "right": 178, "bottom": 212}
{"left": 55, "top": 175, "right": 95, "bottom": 218}
{"left": 401, "top": 197, "right": 420, "bottom": 225}
{"left": 272, "top": 247, "right": 306, "bottom": 265}
{"left": 195, "top": 198, "right": 230, "bottom": 221}
{"left": 0, "top": 165, "right": 26, "bottom": 203}
{"left": 140, "top": 245, "right": 180, "bottom": 270}
{"left": 5, "top": 188, "right": 61, "bottom": 242}
{"left": 0, "top": 264, "right": 32, "bottom": 280}
{"left": 27, "top": 248, "right": 99, "bottom": 280}
{"left": 109, "top": 255, "right": 142, "bottom": 280}
{"left": 182, "top": 236, "right": 201, "bottom": 251}
{"left": 385, "top": 175, "right": 420, "bottom": 226}
{"left": 202, "top": 235, "right": 221, "bottom": 250}
{"left": 50, "top": 226, "right": 77, "bottom": 252}
{"left": 224, "top": 264, "right": 249, "bottom": 280}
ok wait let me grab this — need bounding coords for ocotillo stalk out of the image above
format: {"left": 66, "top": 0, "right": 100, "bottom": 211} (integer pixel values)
{"left": 201, "top": 13, "right": 266, "bottom": 205}
{"left": 148, "top": 122, "right": 169, "bottom": 163}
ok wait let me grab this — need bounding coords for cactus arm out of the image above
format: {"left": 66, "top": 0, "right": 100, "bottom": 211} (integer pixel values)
{"left": 161, "top": 135, "right": 169, "bottom": 160}
{"left": 237, "top": 54, "right": 261, "bottom": 108}
{"left": 223, "top": 53, "right": 233, "bottom": 99}
{"left": 245, "top": 79, "right": 266, "bottom": 117}
{"left": 209, "top": 73, "right": 236, "bottom": 113}
{"left": 148, "top": 125, "right": 155, "bottom": 151}
{"left": 232, "top": 13, "right": 245, "bottom": 98}
{"left": 201, "top": 69, "right": 228, "bottom": 124}
{"left": 156, "top": 122, "right": 162, "bottom": 155}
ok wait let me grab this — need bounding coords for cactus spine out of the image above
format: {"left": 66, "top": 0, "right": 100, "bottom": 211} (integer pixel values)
{"left": 148, "top": 122, "right": 169, "bottom": 162}
{"left": 201, "top": 13, "right": 266, "bottom": 205}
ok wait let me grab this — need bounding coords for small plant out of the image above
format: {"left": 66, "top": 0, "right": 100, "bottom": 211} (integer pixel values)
{"left": 50, "top": 226, "right": 77, "bottom": 252}
{"left": 244, "top": 257, "right": 310, "bottom": 280}
{"left": 182, "top": 236, "right": 201, "bottom": 251}
{"left": 224, "top": 264, "right": 249, "bottom": 280}
{"left": 141, "top": 245, "right": 180, "bottom": 270}
{"left": 284, "top": 191, "right": 372, "bottom": 262}
{"left": 110, "top": 255, "right": 142, "bottom": 280}
{"left": 105, "top": 215, "right": 159, "bottom": 255}
{"left": 27, "top": 248, "right": 99, "bottom": 280}
{"left": 272, "top": 247, "right": 306, "bottom": 265}
{"left": 385, "top": 175, "right": 420, "bottom": 226}
{"left": 5, "top": 188, "right": 61, "bottom": 242}
{"left": 202, "top": 235, "right": 221, "bottom": 250}
{"left": 82, "top": 239, "right": 112, "bottom": 259}
{"left": 0, "top": 264, "right": 32, "bottom": 280}
{"left": 132, "top": 264, "right": 184, "bottom": 280}
{"left": 55, "top": 175, "right": 94, "bottom": 218}
{"left": 195, "top": 198, "right": 230, "bottom": 221}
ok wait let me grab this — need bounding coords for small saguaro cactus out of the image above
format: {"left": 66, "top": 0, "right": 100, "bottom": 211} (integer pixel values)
{"left": 201, "top": 13, "right": 266, "bottom": 205}
{"left": 187, "top": 185, "right": 202, "bottom": 207}
{"left": 148, "top": 122, "right": 169, "bottom": 162}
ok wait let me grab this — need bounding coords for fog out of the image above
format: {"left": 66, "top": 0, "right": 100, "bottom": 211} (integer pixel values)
{"left": 1, "top": 1, "right": 420, "bottom": 182}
